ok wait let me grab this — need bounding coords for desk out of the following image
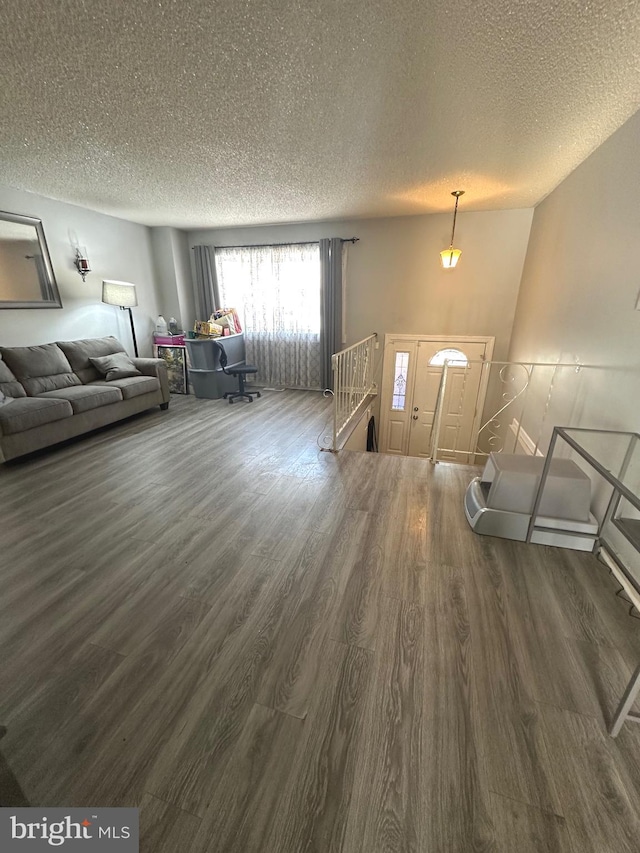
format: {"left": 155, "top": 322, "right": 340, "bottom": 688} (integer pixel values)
{"left": 185, "top": 333, "right": 246, "bottom": 399}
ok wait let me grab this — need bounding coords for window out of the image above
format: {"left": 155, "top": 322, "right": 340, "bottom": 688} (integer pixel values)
{"left": 392, "top": 351, "right": 410, "bottom": 410}
{"left": 216, "top": 243, "right": 320, "bottom": 335}
{"left": 215, "top": 243, "right": 321, "bottom": 388}
{"left": 428, "top": 348, "right": 468, "bottom": 367}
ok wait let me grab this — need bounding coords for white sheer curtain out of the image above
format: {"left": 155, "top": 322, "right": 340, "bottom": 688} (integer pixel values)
{"left": 215, "top": 243, "right": 322, "bottom": 389}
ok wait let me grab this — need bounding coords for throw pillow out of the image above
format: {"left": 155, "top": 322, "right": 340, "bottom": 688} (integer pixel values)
{"left": 90, "top": 353, "right": 142, "bottom": 382}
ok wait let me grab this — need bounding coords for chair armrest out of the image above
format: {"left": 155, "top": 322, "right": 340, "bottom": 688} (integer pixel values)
{"left": 131, "top": 357, "right": 170, "bottom": 403}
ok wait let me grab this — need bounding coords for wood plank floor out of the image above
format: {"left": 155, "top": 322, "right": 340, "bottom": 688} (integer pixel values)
{"left": 1, "top": 390, "right": 640, "bottom": 852}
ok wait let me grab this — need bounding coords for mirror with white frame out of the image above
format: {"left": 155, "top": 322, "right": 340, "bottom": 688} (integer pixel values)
{"left": 0, "top": 211, "right": 61, "bottom": 308}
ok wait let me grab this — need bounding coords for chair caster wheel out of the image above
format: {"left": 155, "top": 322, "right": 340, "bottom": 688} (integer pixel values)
{"left": 256, "top": 392, "right": 262, "bottom": 398}
{"left": 229, "top": 398, "right": 234, "bottom": 404}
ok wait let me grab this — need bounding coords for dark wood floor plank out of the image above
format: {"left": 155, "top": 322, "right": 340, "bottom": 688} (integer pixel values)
{"left": 489, "top": 792, "right": 574, "bottom": 853}
{"left": 0, "top": 539, "right": 163, "bottom": 713}
{"left": 340, "top": 597, "right": 434, "bottom": 853}
{"left": 0, "top": 743, "right": 30, "bottom": 807}
{"left": 424, "top": 463, "right": 491, "bottom": 567}
{"left": 0, "top": 565, "right": 87, "bottom": 637}
{"left": 247, "top": 478, "right": 320, "bottom": 558}
{"left": 375, "top": 476, "right": 430, "bottom": 603}
{"left": 559, "top": 548, "right": 640, "bottom": 670}
{"left": 493, "top": 540, "right": 633, "bottom": 726}
{"left": 329, "top": 514, "right": 385, "bottom": 651}
{"left": 538, "top": 702, "right": 640, "bottom": 853}
{"left": 138, "top": 792, "right": 202, "bottom": 853}
{"left": 142, "top": 549, "right": 326, "bottom": 816}
{"left": 2, "top": 392, "right": 640, "bottom": 851}
{"left": 189, "top": 703, "right": 304, "bottom": 853}
{"left": 519, "top": 543, "right": 617, "bottom": 648}
{"left": 257, "top": 509, "right": 370, "bottom": 718}
{"left": 88, "top": 574, "right": 210, "bottom": 657}
{"left": 263, "top": 641, "right": 373, "bottom": 853}
{"left": 9, "top": 596, "right": 212, "bottom": 807}
{"left": 418, "top": 564, "right": 497, "bottom": 853}
{"left": 0, "top": 642, "right": 125, "bottom": 791}
{"left": 462, "top": 549, "right": 564, "bottom": 814}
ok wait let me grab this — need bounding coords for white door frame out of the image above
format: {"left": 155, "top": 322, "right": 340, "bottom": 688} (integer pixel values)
{"left": 380, "top": 334, "right": 495, "bottom": 459}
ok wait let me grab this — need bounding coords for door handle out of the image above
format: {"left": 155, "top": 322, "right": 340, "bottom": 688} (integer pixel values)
{"left": 412, "top": 415, "right": 418, "bottom": 420}
{"left": 413, "top": 407, "right": 419, "bottom": 412}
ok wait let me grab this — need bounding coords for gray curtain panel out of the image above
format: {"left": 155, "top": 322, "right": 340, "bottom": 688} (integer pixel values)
{"left": 320, "top": 237, "right": 343, "bottom": 389}
{"left": 192, "top": 245, "right": 219, "bottom": 319}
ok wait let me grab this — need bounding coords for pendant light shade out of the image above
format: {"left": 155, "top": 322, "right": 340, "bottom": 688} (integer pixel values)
{"left": 440, "top": 190, "right": 465, "bottom": 269}
{"left": 440, "top": 247, "right": 462, "bottom": 269}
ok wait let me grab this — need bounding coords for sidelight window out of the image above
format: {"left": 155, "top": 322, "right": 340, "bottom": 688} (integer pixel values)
{"left": 391, "top": 351, "right": 410, "bottom": 410}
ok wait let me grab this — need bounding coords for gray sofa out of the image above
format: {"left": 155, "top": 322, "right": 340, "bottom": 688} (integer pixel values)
{"left": 0, "top": 336, "right": 170, "bottom": 462}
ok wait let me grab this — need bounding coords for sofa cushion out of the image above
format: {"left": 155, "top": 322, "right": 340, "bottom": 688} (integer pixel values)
{"left": 90, "top": 352, "right": 142, "bottom": 381}
{"left": 57, "top": 337, "right": 126, "bottom": 384}
{"left": 0, "top": 352, "right": 28, "bottom": 398}
{"left": 1, "top": 343, "right": 81, "bottom": 396}
{"left": 0, "top": 396, "right": 73, "bottom": 435}
{"left": 90, "top": 375, "right": 160, "bottom": 400}
{"left": 38, "top": 384, "right": 123, "bottom": 414}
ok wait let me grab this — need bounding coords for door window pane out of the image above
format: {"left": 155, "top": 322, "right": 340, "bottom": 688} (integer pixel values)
{"left": 392, "top": 351, "right": 410, "bottom": 410}
{"left": 429, "top": 348, "right": 468, "bottom": 367}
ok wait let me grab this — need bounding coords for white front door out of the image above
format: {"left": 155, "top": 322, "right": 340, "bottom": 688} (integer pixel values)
{"left": 379, "top": 336, "right": 494, "bottom": 460}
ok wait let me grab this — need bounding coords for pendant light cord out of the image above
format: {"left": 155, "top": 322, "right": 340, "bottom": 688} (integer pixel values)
{"left": 449, "top": 192, "right": 461, "bottom": 248}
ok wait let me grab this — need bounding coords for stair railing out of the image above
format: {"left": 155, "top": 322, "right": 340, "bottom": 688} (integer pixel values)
{"left": 331, "top": 333, "right": 378, "bottom": 450}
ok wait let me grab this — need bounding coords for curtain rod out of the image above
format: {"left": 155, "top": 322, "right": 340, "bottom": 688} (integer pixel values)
{"left": 193, "top": 237, "right": 359, "bottom": 250}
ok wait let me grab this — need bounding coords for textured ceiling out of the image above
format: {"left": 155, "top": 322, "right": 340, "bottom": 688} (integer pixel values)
{"left": 1, "top": 0, "right": 639, "bottom": 228}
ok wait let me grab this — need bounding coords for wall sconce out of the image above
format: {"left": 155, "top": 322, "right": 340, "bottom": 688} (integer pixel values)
{"left": 440, "top": 190, "right": 465, "bottom": 269}
{"left": 74, "top": 247, "right": 91, "bottom": 281}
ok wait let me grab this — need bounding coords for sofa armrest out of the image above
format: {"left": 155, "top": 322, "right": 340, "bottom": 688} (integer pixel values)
{"left": 131, "top": 357, "right": 170, "bottom": 403}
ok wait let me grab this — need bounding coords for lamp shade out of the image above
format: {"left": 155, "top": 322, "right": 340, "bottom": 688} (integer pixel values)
{"left": 440, "top": 248, "right": 462, "bottom": 269}
{"left": 102, "top": 280, "right": 138, "bottom": 308}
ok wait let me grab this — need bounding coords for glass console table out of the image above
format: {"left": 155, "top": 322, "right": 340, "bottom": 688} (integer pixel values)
{"left": 153, "top": 335, "right": 188, "bottom": 395}
{"left": 527, "top": 426, "right": 640, "bottom": 736}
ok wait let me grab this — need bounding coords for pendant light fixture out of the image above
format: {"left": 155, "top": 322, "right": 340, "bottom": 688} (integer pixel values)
{"left": 440, "top": 190, "right": 465, "bottom": 269}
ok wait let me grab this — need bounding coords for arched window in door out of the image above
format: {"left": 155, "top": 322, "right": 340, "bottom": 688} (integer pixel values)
{"left": 428, "top": 348, "right": 468, "bottom": 367}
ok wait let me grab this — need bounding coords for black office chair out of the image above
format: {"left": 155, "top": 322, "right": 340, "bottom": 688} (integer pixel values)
{"left": 214, "top": 340, "right": 261, "bottom": 403}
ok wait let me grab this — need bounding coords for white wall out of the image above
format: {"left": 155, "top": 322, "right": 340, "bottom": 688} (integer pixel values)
{"left": 508, "top": 109, "right": 640, "bottom": 435}
{"left": 150, "top": 228, "right": 180, "bottom": 326}
{"left": 189, "top": 207, "right": 533, "bottom": 361}
{"left": 150, "top": 227, "right": 195, "bottom": 333}
{"left": 0, "top": 185, "right": 160, "bottom": 356}
{"left": 0, "top": 186, "right": 534, "bottom": 371}
{"left": 172, "top": 228, "right": 196, "bottom": 333}
{"left": 507, "top": 109, "right": 640, "bottom": 585}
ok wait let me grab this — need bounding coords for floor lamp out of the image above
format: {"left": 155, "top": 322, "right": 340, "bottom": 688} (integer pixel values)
{"left": 102, "top": 280, "right": 139, "bottom": 357}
